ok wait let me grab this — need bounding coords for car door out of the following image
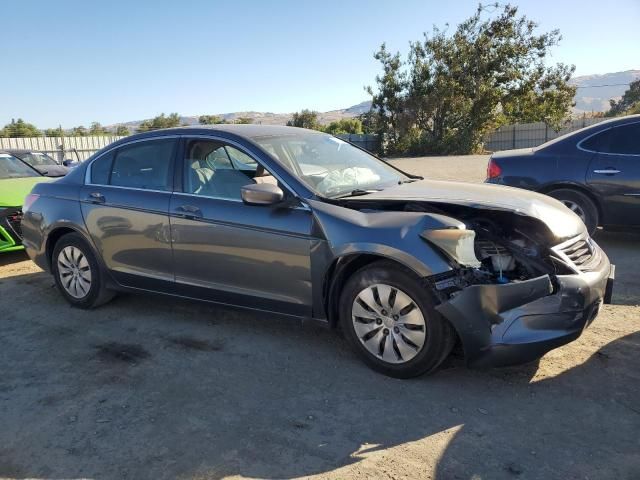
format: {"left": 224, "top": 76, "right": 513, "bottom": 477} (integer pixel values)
{"left": 584, "top": 121, "right": 640, "bottom": 226}
{"left": 169, "top": 137, "right": 314, "bottom": 316}
{"left": 81, "top": 137, "right": 178, "bottom": 287}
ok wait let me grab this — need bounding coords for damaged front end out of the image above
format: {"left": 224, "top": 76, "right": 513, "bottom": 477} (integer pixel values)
{"left": 418, "top": 208, "right": 613, "bottom": 367}
{"left": 331, "top": 195, "right": 614, "bottom": 367}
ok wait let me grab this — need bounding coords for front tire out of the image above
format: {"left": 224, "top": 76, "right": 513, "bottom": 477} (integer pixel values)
{"left": 339, "top": 260, "right": 455, "bottom": 378}
{"left": 52, "top": 232, "right": 115, "bottom": 309}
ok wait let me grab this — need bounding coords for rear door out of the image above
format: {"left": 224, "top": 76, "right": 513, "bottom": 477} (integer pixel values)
{"left": 584, "top": 121, "right": 640, "bottom": 226}
{"left": 169, "top": 137, "right": 314, "bottom": 316}
{"left": 80, "top": 137, "right": 178, "bottom": 287}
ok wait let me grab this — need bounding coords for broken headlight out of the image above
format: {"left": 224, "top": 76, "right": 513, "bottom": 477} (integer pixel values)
{"left": 421, "top": 228, "right": 481, "bottom": 268}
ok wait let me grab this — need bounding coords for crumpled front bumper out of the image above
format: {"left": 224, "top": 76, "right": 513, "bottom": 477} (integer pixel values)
{"left": 436, "top": 255, "right": 613, "bottom": 368}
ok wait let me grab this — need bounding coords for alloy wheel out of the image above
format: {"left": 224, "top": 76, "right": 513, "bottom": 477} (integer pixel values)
{"left": 351, "top": 283, "right": 426, "bottom": 364}
{"left": 57, "top": 246, "right": 92, "bottom": 299}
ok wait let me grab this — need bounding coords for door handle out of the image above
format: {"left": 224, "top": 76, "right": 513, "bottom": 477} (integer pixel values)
{"left": 175, "top": 205, "right": 203, "bottom": 219}
{"left": 87, "top": 192, "right": 105, "bottom": 204}
{"left": 593, "top": 169, "right": 621, "bottom": 175}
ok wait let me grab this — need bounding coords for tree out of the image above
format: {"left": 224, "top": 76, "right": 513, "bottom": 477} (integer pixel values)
{"left": 607, "top": 79, "right": 640, "bottom": 117}
{"left": 115, "top": 125, "right": 130, "bottom": 136}
{"left": 71, "top": 126, "right": 88, "bottom": 136}
{"left": 44, "top": 127, "right": 64, "bottom": 137}
{"left": 367, "top": 4, "right": 576, "bottom": 155}
{"left": 287, "top": 109, "right": 321, "bottom": 130}
{"left": 199, "top": 114, "right": 225, "bottom": 125}
{"left": 235, "top": 116, "right": 253, "bottom": 124}
{"left": 89, "top": 122, "right": 109, "bottom": 136}
{"left": 137, "top": 113, "right": 181, "bottom": 132}
{"left": 0, "top": 119, "right": 41, "bottom": 137}
{"left": 324, "top": 118, "right": 363, "bottom": 135}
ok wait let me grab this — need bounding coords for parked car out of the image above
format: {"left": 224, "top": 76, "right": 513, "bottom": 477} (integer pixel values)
{"left": 0, "top": 152, "right": 50, "bottom": 253}
{"left": 8, "top": 149, "right": 69, "bottom": 177}
{"left": 22, "top": 126, "right": 614, "bottom": 378}
{"left": 486, "top": 115, "right": 640, "bottom": 234}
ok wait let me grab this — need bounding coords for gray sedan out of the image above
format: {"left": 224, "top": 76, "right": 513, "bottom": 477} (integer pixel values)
{"left": 21, "top": 125, "right": 614, "bottom": 377}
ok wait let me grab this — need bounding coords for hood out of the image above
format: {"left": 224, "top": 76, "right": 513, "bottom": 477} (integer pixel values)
{"left": 32, "top": 164, "right": 69, "bottom": 177}
{"left": 0, "top": 177, "right": 51, "bottom": 207}
{"left": 350, "top": 179, "right": 585, "bottom": 240}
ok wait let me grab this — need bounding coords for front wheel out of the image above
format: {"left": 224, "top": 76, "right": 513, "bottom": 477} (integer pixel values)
{"left": 52, "top": 232, "right": 115, "bottom": 309}
{"left": 339, "top": 261, "right": 455, "bottom": 378}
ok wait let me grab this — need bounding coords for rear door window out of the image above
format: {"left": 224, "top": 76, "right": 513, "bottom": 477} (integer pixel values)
{"left": 110, "top": 139, "right": 176, "bottom": 191}
{"left": 581, "top": 123, "right": 640, "bottom": 155}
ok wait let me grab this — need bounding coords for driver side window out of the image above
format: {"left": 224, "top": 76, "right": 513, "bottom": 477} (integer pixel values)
{"left": 184, "top": 139, "right": 278, "bottom": 201}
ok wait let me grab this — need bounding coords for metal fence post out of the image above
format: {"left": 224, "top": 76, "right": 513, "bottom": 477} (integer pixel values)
{"left": 512, "top": 125, "right": 516, "bottom": 149}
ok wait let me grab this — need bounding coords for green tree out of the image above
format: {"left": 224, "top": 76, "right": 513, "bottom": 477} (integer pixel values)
{"left": 607, "top": 79, "right": 640, "bottom": 117}
{"left": 89, "top": 122, "right": 109, "bottom": 136}
{"left": 235, "top": 116, "right": 254, "bottom": 124}
{"left": 44, "top": 127, "right": 64, "bottom": 137}
{"left": 71, "top": 126, "right": 88, "bottom": 136}
{"left": 137, "top": 113, "right": 181, "bottom": 132}
{"left": 115, "top": 125, "right": 130, "bottom": 136}
{"left": 0, "top": 119, "right": 41, "bottom": 137}
{"left": 287, "top": 109, "right": 321, "bottom": 130}
{"left": 198, "top": 114, "right": 225, "bottom": 124}
{"left": 367, "top": 4, "right": 576, "bottom": 155}
{"left": 324, "top": 118, "right": 363, "bottom": 135}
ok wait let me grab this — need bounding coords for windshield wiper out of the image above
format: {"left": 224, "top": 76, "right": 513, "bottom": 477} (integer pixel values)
{"left": 398, "top": 178, "right": 420, "bottom": 184}
{"left": 333, "top": 188, "right": 382, "bottom": 199}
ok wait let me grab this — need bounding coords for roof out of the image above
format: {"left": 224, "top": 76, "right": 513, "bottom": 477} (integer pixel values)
{"left": 123, "top": 124, "right": 326, "bottom": 143}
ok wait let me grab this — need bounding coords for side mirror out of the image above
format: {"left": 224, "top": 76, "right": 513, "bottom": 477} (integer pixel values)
{"left": 241, "top": 183, "right": 284, "bottom": 206}
{"left": 62, "top": 159, "right": 74, "bottom": 167}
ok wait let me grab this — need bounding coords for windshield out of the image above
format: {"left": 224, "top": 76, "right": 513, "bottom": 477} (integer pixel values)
{"left": 253, "top": 133, "right": 407, "bottom": 197}
{"left": 19, "top": 152, "right": 58, "bottom": 167}
{"left": 0, "top": 153, "right": 40, "bottom": 179}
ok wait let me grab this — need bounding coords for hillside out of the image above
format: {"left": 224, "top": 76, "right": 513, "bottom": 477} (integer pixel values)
{"left": 112, "top": 71, "right": 639, "bottom": 129}
{"left": 570, "top": 70, "right": 640, "bottom": 113}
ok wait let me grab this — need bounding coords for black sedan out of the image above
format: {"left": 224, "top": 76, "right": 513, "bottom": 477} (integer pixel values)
{"left": 486, "top": 115, "right": 640, "bottom": 234}
{"left": 8, "top": 149, "right": 69, "bottom": 177}
{"left": 21, "top": 125, "right": 613, "bottom": 378}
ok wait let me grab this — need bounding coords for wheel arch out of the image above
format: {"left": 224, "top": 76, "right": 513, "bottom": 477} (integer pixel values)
{"left": 46, "top": 226, "right": 96, "bottom": 271}
{"left": 323, "top": 252, "right": 432, "bottom": 328}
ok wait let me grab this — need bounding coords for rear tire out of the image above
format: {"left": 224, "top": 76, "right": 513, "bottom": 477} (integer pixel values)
{"left": 339, "top": 260, "right": 455, "bottom": 378}
{"left": 52, "top": 232, "right": 115, "bottom": 309}
{"left": 547, "top": 188, "right": 599, "bottom": 235}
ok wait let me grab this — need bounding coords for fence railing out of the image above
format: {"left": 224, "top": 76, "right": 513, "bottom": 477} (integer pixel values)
{"left": 0, "top": 136, "right": 124, "bottom": 163}
{"left": 483, "top": 117, "right": 605, "bottom": 151}
{"left": 0, "top": 118, "right": 607, "bottom": 163}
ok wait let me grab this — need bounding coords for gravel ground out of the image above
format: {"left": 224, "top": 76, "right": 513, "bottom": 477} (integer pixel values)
{"left": 0, "top": 155, "right": 638, "bottom": 480}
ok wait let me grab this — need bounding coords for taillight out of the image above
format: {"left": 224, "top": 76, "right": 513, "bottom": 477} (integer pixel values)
{"left": 486, "top": 158, "right": 502, "bottom": 179}
{"left": 23, "top": 193, "right": 40, "bottom": 211}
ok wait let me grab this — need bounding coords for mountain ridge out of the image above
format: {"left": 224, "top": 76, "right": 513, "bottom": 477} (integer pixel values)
{"left": 110, "top": 71, "right": 639, "bottom": 129}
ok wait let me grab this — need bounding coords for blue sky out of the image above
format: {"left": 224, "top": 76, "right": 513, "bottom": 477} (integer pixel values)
{"left": 3, "top": 0, "right": 639, "bottom": 128}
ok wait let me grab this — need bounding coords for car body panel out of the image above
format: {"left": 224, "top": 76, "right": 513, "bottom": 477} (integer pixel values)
{"left": 169, "top": 192, "right": 315, "bottom": 316}
{"left": 21, "top": 125, "right": 614, "bottom": 368}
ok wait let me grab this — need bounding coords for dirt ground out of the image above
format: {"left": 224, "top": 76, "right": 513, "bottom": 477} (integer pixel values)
{"left": 1, "top": 156, "right": 638, "bottom": 480}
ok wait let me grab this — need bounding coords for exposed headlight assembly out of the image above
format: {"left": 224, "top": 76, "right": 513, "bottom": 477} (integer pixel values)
{"left": 421, "top": 228, "right": 481, "bottom": 268}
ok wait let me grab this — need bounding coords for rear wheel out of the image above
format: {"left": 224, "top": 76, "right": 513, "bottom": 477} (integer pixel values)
{"left": 547, "top": 188, "right": 599, "bottom": 235}
{"left": 52, "top": 232, "right": 115, "bottom": 309}
{"left": 339, "top": 260, "right": 455, "bottom": 378}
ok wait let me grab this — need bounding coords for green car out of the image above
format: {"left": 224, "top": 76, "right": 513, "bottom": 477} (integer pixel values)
{"left": 0, "top": 152, "right": 50, "bottom": 253}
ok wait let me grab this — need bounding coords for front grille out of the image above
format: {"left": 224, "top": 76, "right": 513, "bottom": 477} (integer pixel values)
{"left": 554, "top": 235, "right": 600, "bottom": 272}
{"left": 1, "top": 207, "right": 23, "bottom": 241}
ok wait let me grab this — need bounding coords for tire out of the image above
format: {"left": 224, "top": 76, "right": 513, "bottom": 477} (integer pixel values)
{"left": 547, "top": 188, "right": 599, "bottom": 235}
{"left": 339, "top": 260, "right": 455, "bottom": 378}
{"left": 51, "top": 232, "right": 115, "bottom": 309}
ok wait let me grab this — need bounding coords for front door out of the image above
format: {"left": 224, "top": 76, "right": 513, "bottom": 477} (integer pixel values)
{"left": 585, "top": 121, "right": 640, "bottom": 226}
{"left": 169, "top": 138, "right": 314, "bottom": 316}
{"left": 81, "top": 137, "right": 177, "bottom": 287}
